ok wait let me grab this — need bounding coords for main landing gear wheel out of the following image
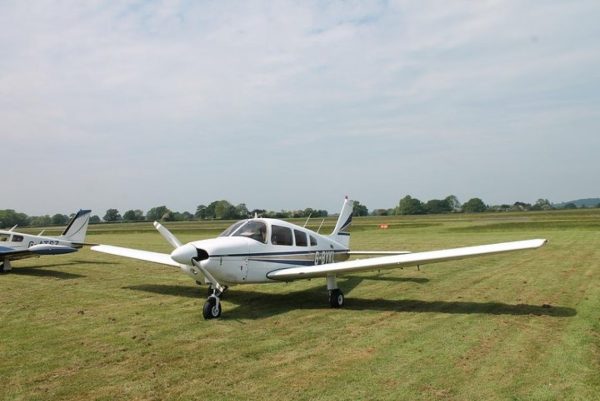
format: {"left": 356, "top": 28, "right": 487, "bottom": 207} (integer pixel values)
{"left": 202, "top": 296, "right": 222, "bottom": 319}
{"left": 0, "top": 263, "right": 4, "bottom": 274}
{"left": 329, "top": 289, "right": 344, "bottom": 308}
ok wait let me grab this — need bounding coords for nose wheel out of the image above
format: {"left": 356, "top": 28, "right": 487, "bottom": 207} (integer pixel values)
{"left": 203, "top": 295, "right": 222, "bottom": 319}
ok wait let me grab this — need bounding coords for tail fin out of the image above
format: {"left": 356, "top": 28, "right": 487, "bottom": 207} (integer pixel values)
{"left": 329, "top": 197, "right": 354, "bottom": 248}
{"left": 60, "top": 209, "right": 92, "bottom": 244}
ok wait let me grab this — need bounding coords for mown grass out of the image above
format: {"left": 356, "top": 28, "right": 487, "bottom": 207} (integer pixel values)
{"left": 1, "top": 210, "right": 599, "bottom": 401}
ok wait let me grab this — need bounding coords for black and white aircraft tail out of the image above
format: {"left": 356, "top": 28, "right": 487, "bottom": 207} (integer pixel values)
{"left": 59, "top": 209, "right": 92, "bottom": 245}
{"left": 329, "top": 197, "right": 354, "bottom": 248}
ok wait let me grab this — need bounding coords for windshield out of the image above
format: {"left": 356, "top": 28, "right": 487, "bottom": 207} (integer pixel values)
{"left": 233, "top": 221, "right": 267, "bottom": 243}
{"left": 219, "top": 220, "right": 246, "bottom": 237}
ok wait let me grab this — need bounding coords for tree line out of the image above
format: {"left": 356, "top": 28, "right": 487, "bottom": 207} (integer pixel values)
{"left": 1, "top": 196, "right": 598, "bottom": 228}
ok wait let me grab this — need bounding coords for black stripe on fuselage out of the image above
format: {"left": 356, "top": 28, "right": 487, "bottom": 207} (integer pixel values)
{"left": 210, "top": 249, "right": 349, "bottom": 258}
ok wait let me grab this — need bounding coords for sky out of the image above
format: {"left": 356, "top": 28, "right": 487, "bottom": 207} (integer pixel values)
{"left": 1, "top": 0, "right": 599, "bottom": 216}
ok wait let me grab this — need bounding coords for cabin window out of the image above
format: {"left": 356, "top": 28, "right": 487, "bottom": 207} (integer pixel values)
{"left": 294, "top": 230, "right": 307, "bottom": 247}
{"left": 12, "top": 235, "right": 24, "bottom": 243}
{"left": 233, "top": 221, "right": 267, "bottom": 243}
{"left": 0, "top": 234, "right": 9, "bottom": 242}
{"left": 219, "top": 220, "right": 246, "bottom": 237}
{"left": 271, "top": 225, "right": 293, "bottom": 246}
{"left": 310, "top": 235, "right": 317, "bottom": 246}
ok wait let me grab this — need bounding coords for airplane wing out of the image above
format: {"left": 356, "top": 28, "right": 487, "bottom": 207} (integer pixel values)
{"left": 0, "top": 245, "right": 21, "bottom": 256}
{"left": 348, "top": 251, "right": 411, "bottom": 256}
{"left": 91, "top": 245, "right": 181, "bottom": 268}
{"left": 267, "top": 239, "right": 547, "bottom": 281}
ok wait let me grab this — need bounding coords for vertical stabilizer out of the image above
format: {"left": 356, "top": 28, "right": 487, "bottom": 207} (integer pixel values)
{"left": 59, "top": 210, "right": 92, "bottom": 244}
{"left": 329, "top": 197, "right": 354, "bottom": 248}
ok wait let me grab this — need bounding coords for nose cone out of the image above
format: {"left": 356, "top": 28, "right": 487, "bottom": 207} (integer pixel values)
{"left": 170, "top": 243, "right": 198, "bottom": 265}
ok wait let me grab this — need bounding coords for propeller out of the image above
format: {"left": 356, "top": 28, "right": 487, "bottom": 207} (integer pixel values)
{"left": 154, "top": 221, "right": 225, "bottom": 294}
{"left": 153, "top": 221, "right": 182, "bottom": 248}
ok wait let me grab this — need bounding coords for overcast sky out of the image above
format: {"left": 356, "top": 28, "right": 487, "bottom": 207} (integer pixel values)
{"left": 1, "top": 1, "right": 599, "bottom": 216}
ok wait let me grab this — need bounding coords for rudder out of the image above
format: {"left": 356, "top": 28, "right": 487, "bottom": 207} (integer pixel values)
{"left": 329, "top": 197, "right": 354, "bottom": 248}
{"left": 60, "top": 209, "right": 92, "bottom": 244}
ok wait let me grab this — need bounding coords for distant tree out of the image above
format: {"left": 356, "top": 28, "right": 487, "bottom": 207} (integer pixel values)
{"left": 235, "top": 203, "right": 249, "bottom": 219}
{"left": 596, "top": 203, "right": 600, "bottom": 209}
{"left": 445, "top": 195, "right": 461, "bottom": 212}
{"left": 462, "top": 198, "right": 487, "bottom": 213}
{"left": 371, "top": 209, "right": 390, "bottom": 216}
{"left": 563, "top": 202, "right": 577, "bottom": 210}
{"left": 214, "top": 200, "right": 236, "bottom": 219}
{"left": 424, "top": 199, "right": 451, "bottom": 214}
{"left": 531, "top": 199, "right": 553, "bottom": 211}
{"left": 488, "top": 204, "right": 511, "bottom": 212}
{"left": 397, "top": 195, "right": 425, "bottom": 215}
{"left": 123, "top": 209, "right": 145, "bottom": 221}
{"left": 162, "top": 211, "right": 178, "bottom": 221}
{"left": 29, "top": 215, "right": 52, "bottom": 227}
{"left": 146, "top": 206, "right": 171, "bottom": 221}
{"left": 51, "top": 213, "right": 69, "bottom": 225}
{"left": 89, "top": 215, "right": 102, "bottom": 224}
{"left": 511, "top": 202, "right": 531, "bottom": 212}
{"left": 103, "top": 209, "right": 121, "bottom": 222}
{"left": 181, "top": 211, "right": 194, "bottom": 220}
{"left": 0, "top": 209, "right": 30, "bottom": 228}
{"left": 195, "top": 205, "right": 208, "bottom": 219}
{"left": 353, "top": 201, "right": 369, "bottom": 217}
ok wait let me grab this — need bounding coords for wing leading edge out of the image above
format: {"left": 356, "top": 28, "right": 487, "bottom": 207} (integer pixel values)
{"left": 91, "top": 245, "right": 181, "bottom": 268}
{"left": 267, "top": 239, "right": 547, "bottom": 281}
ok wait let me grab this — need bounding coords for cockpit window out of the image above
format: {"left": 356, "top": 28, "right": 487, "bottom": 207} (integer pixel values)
{"left": 294, "top": 230, "right": 307, "bottom": 247}
{"left": 233, "top": 221, "right": 267, "bottom": 243}
{"left": 310, "top": 235, "right": 317, "bottom": 246}
{"left": 12, "top": 235, "right": 24, "bottom": 243}
{"left": 271, "top": 225, "right": 293, "bottom": 246}
{"left": 0, "top": 234, "right": 9, "bottom": 242}
{"left": 219, "top": 220, "right": 246, "bottom": 237}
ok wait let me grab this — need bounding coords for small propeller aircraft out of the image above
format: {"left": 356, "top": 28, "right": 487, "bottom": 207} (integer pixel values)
{"left": 91, "top": 198, "right": 547, "bottom": 319}
{"left": 0, "top": 209, "right": 92, "bottom": 273}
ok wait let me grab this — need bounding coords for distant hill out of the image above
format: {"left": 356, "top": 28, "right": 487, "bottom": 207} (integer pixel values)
{"left": 554, "top": 198, "right": 600, "bottom": 208}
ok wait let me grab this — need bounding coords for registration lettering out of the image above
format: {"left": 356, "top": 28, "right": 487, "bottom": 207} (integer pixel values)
{"left": 314, "top": 251, "right": 334, "bottom": 265}
{"left": 28, "top": 240, "right": 59, "bottom": 247}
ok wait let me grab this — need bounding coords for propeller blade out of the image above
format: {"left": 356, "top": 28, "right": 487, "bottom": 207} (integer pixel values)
{"left": 153, "top": 221, "right": 182, "bottom": 249}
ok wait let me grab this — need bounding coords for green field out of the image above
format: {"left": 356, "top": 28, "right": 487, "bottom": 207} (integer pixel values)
{"left": 1, "top": 210, "right": 599, "bottom": 401}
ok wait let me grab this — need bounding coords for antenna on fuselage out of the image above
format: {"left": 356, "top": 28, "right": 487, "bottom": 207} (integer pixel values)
{"left": 303, "top": 213, "right": 312, "bottom": 228}
{"left": 316, "top": 218, "right": 325, "bottom": 233}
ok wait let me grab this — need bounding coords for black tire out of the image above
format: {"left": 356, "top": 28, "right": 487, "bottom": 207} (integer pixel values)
{"left": 0, "top": 263, "right": 5, "bottom": 274}
{"left": 329, "top": 289, "right": 344, "bottom": 308}
{"left": 202, "top": 297, "right": 221, "bottom": 319}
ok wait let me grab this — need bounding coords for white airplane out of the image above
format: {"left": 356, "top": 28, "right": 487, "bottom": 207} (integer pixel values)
{"left": 91, "top": 198, "right": 547, "bottom": 319}
{"left": 0, "top": 209, "right": 92, "bottom": 273}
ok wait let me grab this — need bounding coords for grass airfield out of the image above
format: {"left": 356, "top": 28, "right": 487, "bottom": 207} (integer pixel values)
{"left": 1, "top": 210, "right": 599, "bottom": 401}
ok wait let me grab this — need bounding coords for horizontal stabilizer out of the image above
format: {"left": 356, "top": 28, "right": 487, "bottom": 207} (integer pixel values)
{"left": 267, "top": 239, "right": 547, "bottom": 281}
{"left": 91, "top": 245, "right": 180, "bottom": 268}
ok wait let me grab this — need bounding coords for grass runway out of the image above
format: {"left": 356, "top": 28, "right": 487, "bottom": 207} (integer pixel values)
{"left": 1, "top": 210, "right": 599, "bottom": 400}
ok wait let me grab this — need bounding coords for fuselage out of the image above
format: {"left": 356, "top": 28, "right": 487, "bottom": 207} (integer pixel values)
{"left": 0, "top": 230, "right": 78, "bottom": 257}
{"left": 173, "top": 218, "right": 349, "bottom": 285}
